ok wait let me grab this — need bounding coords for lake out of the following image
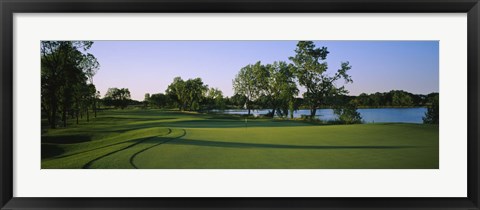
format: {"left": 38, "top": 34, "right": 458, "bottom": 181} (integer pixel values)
{"left": 212, "top": 108, "right": 428, "bottom": 124}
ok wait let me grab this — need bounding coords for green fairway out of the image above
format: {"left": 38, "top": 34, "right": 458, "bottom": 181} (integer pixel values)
{"left": 41, "top": 109, "right": 439, "bottom": 169}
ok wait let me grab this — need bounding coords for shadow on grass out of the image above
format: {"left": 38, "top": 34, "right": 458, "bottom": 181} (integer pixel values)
{"left": 48, "top": 133, "right": 160, "bottom": 160}
{"left": 95, "top": 117, "right": 174, "bottom": 122}
{"left": 100, "top": 110, "right": 198, "bottom": 117}
{"left": 164, "top": 119, "right": 313, "bottom": 128}
{"left": 167, "top": 139, "right": 417, "bottom": 150}
{"left": 42, "top": 135, "right": 92, "bottom": 144}
{"left": 130, "top": 129, "right": 187, "bottom": 169}
{"left": 102, "top": 123, "right": 173, "bottom": 133}
{"left": 89, "top": 118, "right": 311, "bottom": 129}
{"left": 58, "top": 121, "right": 174, "bottom": 134}
{"left": 82, "top": 128, "right": 172, "bottom": 169}
{"left": 84, "top": 110, "right": 316, "bottom": 129}
{"left": 42, "top": 144, "right": 65, "bottom": 159}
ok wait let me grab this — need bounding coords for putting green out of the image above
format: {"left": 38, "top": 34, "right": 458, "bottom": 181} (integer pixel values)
{"left": 41, "top": 109, "right": 439, "bottom": 169}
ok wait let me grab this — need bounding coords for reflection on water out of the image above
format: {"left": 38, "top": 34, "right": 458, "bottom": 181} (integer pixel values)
{"left": 212, "top": 108, "right": 428, "bottom": 124}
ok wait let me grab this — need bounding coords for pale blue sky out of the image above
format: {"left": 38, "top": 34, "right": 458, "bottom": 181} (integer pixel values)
{"left": 88, "top": 41, "right": 439, "bottom": 101}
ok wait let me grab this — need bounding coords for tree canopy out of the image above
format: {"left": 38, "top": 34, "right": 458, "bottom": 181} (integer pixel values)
{"left": 289, "top": 41, "right": 353, "bottom": 119}
{"left": 233, "top": 61, "right": 264, "bottom": 115}
{"left": 257, "top": 61, "right": 298, "bottom": 117}
{"left": 166, "top": 77, "right": 208, "bottom": 111}
{"left": 41, "top": 40, "right": 438, "bottom": 128}
{"left": 103, "top": 88, "right": 131, "bottom": 109}
{"left": 41, "top": 41, "right": 100, "bottom": 128}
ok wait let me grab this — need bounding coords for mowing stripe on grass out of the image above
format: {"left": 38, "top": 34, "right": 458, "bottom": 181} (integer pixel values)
{"left": 82, "top": 128, "right": 172, "bottom": 169}
{"left": 42, "top": 109, "right": 439, "bottom": 169}
{"left": 130, "top": 129, "right": 187, "bottom": 169}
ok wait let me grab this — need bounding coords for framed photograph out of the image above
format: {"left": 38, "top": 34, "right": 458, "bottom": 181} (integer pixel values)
{"left": 1, "top": 0, "right": 479, "bottom": 209}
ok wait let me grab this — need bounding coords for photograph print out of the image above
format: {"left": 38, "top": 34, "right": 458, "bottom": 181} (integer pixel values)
{"left": 41, "top": 40, "right": 439, "bottom": 169}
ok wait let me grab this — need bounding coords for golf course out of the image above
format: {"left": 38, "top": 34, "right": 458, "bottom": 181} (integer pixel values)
{"left": 41, "top": 41, "right": 439, "bottom": 169}
{"left": 41, "top": 109, "right": 439, "bottom": 169}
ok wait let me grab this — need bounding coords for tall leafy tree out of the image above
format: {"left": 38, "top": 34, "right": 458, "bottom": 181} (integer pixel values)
{"left": 289, "top": 41, "right": 353, "bottom": 119}
{"left": 166, "top": 77, "right": 187, "bottom": 110}
{"left": 233, "top": 61, "right": 264, "bottom": 115}
{"left": 149, "top": 93, "right": 169, "bottom": 108}
{"left": 261, "top": 61, "right": 298, "bottom": 117}
{"left": 205, "top": 87, "right": 226, "bottom": 110}
{"left": 104, "top": 88, "right": 131, "bottom": 109}
{"left": 166, "top": 77, "right": 208, "bottom": 111}
{"left": 229, "top": 93, "right": 248, "bottom": 108}
{"left": 93, "top": 90, "right": 101, "bottom": 117}
{"left": 87, "top": 84, "right": 98, "bottom": 120}
{"left": 144, "top": 93, "right": 151, "bottom": 108}
{"left": 185, "top": 78, "right": 208, "bottom": 111}
{"left": 41, "top": 41, "right": 99, "bottom": 128}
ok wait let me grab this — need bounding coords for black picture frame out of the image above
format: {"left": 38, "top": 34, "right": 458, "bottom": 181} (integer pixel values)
{"left": 1, "top": 0, "right": 479, "bottom": 209}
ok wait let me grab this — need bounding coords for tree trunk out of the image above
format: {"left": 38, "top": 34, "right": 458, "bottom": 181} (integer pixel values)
{"left": 94, "top": 100, "right": 97, "bottom": 118}
{"left": 62, "top": 106, "right": 67, "bottom": 128}
{"left": 86, "top": 108, "right": 89, "bottom": 122}
{"left": 50, "top": 95, "right": 57, "bottom": 129}
{"left": 41, "top": 104, "right": 51, "bottom": 127}
{"left": 310, "top": 107, "right": 317, "bottom": 119}
{"left": 76, "top": 110, "right": 79, "bottom": 124}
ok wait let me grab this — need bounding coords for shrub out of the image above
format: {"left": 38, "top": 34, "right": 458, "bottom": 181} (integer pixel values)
{"left": 423, "top": 95, "right": 439, "bottom": 124}
{"left": 334, "top": 102, "right": 363, "bottom": 124}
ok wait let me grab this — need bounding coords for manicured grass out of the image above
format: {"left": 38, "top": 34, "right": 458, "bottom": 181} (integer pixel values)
{"left": 41, "top": 109, "right": 439, "bottom": 169}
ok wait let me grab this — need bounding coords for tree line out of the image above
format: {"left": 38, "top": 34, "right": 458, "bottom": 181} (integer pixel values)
{"left": 100, "top": 85, "right": 439, "bottom": 125}
{"left": 41, "top": 41, "right": 438, "bottom": 127}
{"left": 139, "top": 41, "right": 438, "bottom": 124}
{"left": 130, "top": 41, "right": 351, "bottom": 121}
{"left": 41, "top": 41, "right": 100, "bottom": 129}
{"left": 99, "top": 88, "right": 439, "bottom": 112}
{"left": 139, "top": 41, "right": 358, "bottom": 122}
{"left": 349, "top": 91, "right": 439, "bottom": 108}
{"left": 142, "top": 77, "right": 225, "bottom": 111}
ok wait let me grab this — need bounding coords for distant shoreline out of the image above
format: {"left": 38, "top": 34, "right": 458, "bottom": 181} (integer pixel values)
{"left": 221, "top": 106, "right": 428, "bottom": 110}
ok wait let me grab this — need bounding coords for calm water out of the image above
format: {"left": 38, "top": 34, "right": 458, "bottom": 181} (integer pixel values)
{"left": 213, "top": 108, "right": 427, "bottom": 124}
